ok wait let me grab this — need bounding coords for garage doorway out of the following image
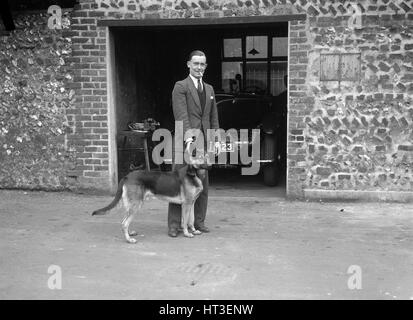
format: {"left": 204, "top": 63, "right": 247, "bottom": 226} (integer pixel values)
{"left": 107, "top": 20, "right": 289, "bottom": 195}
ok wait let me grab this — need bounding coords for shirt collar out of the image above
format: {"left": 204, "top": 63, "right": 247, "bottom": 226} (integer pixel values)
{"left": 189, "top": 74, "right": 202, "bottom": 88}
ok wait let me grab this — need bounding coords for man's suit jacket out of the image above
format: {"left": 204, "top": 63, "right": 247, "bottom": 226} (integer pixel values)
{"left": 172, "top": 76, "right": 219, "bottom": 151}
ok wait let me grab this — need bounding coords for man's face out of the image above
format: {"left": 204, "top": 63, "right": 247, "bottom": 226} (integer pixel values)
{"left": 187, "top": 55, "right": 207, "bottom": 79}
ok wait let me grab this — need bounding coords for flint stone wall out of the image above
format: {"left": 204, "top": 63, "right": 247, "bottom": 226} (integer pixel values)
{"left": 0, "top": 11, "right": 77, "bottom": 190}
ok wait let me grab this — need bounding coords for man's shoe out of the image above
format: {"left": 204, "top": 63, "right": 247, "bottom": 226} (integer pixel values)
{"left": 168, "top": 229, "right": 178, "bottom": 237}
{"left": 196, "top": 225, "right": 210, "bottom": 233}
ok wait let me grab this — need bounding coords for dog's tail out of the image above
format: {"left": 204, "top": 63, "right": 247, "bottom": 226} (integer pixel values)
{"left": 92, "top": 177, "right": 126, "bottom": 216}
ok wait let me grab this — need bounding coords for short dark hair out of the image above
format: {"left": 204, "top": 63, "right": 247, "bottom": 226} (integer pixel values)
{"left": 188, "top": 50, "right": 206, "bottom": 62}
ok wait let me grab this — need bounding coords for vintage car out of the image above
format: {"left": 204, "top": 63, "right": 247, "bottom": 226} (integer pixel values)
{"left": 212, "top": 90, "right": 286, "bottom": 186}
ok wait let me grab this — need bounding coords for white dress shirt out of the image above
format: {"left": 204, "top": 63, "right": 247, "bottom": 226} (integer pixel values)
{"left": 186, "top": 74, "right": 204, "bottom": 144}
{"left": 189, "top": 74, "right": 203, "bottom": 91}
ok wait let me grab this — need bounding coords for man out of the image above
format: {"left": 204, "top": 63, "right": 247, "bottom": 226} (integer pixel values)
{"left": 168, "top": 50, "right": 220, "bottom": 237}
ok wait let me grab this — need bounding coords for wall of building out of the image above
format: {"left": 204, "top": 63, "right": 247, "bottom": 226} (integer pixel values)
{"left": 285, "top": 1, "right": 413, "bottom": 197}
{"left": 70, "top": 0, "right": 413, "bottom": 198}
{"left": 302, "top": 7, "right": 413, "bottom": 195}
{"left": 0, "top": 10, "right": 77, "bottom": 190}
{"left": 0, "top": 0, "right": 412, "bottom": 199}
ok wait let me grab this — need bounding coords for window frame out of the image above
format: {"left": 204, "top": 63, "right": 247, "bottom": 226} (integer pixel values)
{"left": 220, "top": 31, "right": 288, "bottom": 95}
{"left": 320, "top": 53, "right": 361, "bottom": 83}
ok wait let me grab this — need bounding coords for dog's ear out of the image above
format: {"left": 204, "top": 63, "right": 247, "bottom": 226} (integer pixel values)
{"left": 186, "top": 165, "right": 196, "bottom": 177}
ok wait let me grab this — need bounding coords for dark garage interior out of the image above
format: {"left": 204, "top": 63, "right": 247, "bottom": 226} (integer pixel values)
{"left": 111, "top": 22, "right": 288, "bottom": 194}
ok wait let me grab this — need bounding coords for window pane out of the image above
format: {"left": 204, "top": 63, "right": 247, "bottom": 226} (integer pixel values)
{"left": 270, "top": 62, "right": 288, "bottom": 96}
{"left": 221, "top": 62, "right": 243, "bottom": 93}
{"left": 341, "top": 53, "right": 360, "bottom": 81}
{"left": 245, "top": 61, "right": 267, "bottom": 94}
{"left": 223, "top": 38, "right": 242, "bottom": 58}
{"left": 272, "top": 37, "right": 288, "bottom": 57}
{"left": 320, "top": 54, "right": 340, "bottom": 81}
{"left": 246, "top": 36, "right": 267, "bottom": 59}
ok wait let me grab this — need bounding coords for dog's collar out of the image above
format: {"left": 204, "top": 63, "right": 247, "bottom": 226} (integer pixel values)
{"left": 187, "top": 171, "right": 196, "bottom": 177}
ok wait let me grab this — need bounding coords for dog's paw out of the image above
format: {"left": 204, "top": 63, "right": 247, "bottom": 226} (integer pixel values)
{"left": 192, "top": 230, "right": 202, "bottom": 235}
{"left": 126, "top": 237, "right": 137, "bottom": 244}
{"left": 129, "top": 230, "right": 138, "bottom": 236}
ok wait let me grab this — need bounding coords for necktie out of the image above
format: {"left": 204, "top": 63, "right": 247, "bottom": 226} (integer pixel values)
{"left": 197, "top": 79, "right": 203, "bottom": 93}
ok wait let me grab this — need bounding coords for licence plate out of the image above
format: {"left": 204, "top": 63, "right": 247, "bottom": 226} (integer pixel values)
{"left": 209, "top": 141, "right": 234, "bottom": 154}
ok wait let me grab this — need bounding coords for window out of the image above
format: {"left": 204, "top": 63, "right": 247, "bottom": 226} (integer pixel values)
{"left": 270, "top": 62, "right": 288, "bottom": 96}
{"left": 272, "top": 37, "right": 288, "bottom": 57}
{"left": 320, "top": 53, "right": 361, "bottom": 82}
{"left": 245, "top": 61, "right": 267, "bottom": 94}
{"left": 223, "top": 38, "right": 242, "bottom": 58}
{"left": 222, "top": 61, "right": 243, "bottom": 93}
{"left": 246, "top": 36, "right": 267, "bottom": 59}
{"left": 221, "top": 33, "right": 288, "bottom": 95}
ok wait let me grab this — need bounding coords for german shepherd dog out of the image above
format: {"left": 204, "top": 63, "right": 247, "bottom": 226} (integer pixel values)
{"left": 92, "top": 149, "right": 209, "bottom": 243}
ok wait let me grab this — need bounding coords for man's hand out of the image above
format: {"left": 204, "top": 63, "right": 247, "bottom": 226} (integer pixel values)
{"left": 185, "top": 137, "right": 194, "bottom": 154}
{"left": 185, "top": 137, "right": 194, "bottom": 146}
